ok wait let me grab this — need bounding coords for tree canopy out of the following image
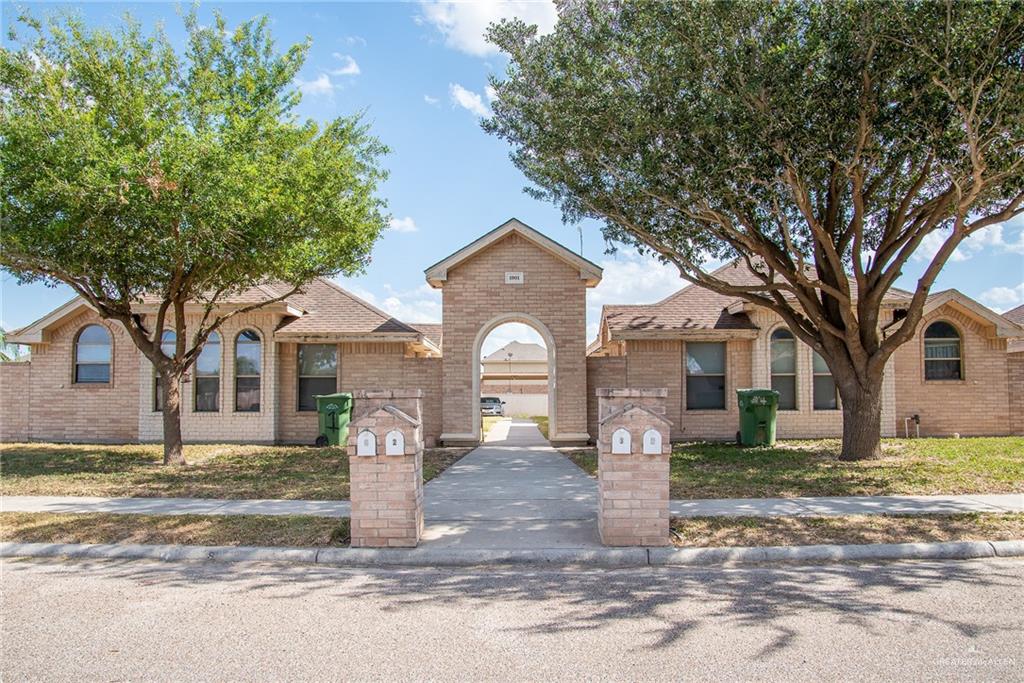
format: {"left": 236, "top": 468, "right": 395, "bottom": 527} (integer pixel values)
{"left": 0, "top": 9, "right": 390, "bottom": 462}
{"left": 485, "top": 0, "right": 1024, "bottom": 459}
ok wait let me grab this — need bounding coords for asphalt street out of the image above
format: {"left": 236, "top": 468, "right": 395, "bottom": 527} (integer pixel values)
{"left": 3, "top": 557, "right": 1022, "bottom": 681}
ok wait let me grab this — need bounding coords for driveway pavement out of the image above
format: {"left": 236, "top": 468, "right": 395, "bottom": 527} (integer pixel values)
{"left": 420, "top": 419, "right": 600, "bottom": 549}
{"left": 4, "top": 557, "right": 1022, "bottom": 680}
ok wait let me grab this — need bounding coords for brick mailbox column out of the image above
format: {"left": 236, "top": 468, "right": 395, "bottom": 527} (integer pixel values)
{"left": 596, "top": 388, "right": 672, "bottom": 547}
{"left": 347, "top": 389, "right": 424, "bottom": 548}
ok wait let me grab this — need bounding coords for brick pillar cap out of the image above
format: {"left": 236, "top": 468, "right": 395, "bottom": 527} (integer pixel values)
{"left": 595, "top": 388, "right": 668, "bottom": 398}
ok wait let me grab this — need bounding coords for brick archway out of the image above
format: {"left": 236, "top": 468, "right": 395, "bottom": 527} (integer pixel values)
{"left": 425, "top": 219, "right": 602, "bottom": 447}
{"left": 471, "top": 312, "right": 556, "bottom": 442}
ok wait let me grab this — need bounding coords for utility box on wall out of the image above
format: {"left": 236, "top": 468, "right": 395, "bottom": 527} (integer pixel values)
{"left": 595, "top": 388, "right": 672, "bottom": 547}
{"left": 346, "top": 389, "right": 425, "bottom": 548}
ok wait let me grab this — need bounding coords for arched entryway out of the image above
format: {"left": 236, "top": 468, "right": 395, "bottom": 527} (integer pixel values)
{"left": 473, "top": 312, "right": 556, "bottom": 442}
{"left": 424, "top": 219, "right": 602, "bottom": 446}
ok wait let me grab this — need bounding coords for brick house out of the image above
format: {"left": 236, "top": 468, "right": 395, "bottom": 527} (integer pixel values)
{"left": 3, "top": 218, "right": 1022, "bottom": 445}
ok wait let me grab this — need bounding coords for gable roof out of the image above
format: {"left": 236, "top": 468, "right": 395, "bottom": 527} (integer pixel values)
{"left": 482, "top": 341, "right": 548, "bottom": 363}
{"left": 601, "top": 260, "right": 759, "bottom": 339}
{"left": 408, "top": 322, "right": 443, "bottom": 350}
{"left": 598, "top": 259, "right": 924, "bottom": 343}
{"left": 7, "top": 297, "right": 97, "bottom": 344}
{"left": 273, "top": 279, "right": 422, "bottom": 340}
{"left": 10, "top": 278, "right": 441, "bottom": 353}
{"left": 424, "top": 218, "right": 603, "bottom": 288}
{"left": 1004, "top": 303, "right": 1024, "bottom": 325}
{"left": 918, "top": 289, "right": 1024, "bottom": 338}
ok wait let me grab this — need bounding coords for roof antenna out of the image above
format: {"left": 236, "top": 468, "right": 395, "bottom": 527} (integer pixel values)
{"left": 578, "top": 225, "right": 584, "bottom": 255}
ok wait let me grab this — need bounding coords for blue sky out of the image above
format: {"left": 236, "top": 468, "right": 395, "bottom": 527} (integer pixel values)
{"left": 3, "top": 1, "right": 1023, "bottom": 356}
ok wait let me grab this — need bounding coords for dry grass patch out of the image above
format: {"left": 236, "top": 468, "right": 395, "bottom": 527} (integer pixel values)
{"left": 671, "top": 513, "right": 1024, "bottom": 548}
{"left": 0, "top": 512, "right": 350, "bottom": 547}
{"left": 0, "top": 443, "right": 469, "bottom": 500}
{"left": 529, "top": 416, "right": 549, "bottom": 439}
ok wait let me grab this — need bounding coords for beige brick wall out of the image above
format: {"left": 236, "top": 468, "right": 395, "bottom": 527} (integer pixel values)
{"left": 894, "top": 304, "right": 1016, "bottom": 436}
{"left": 620, "top": 338, "right": 753, "bottom": 441}
{"left": 439, "top": 231, "right": 589, "bottom": 444}
{"left": 0, "top": 362, "right": 31, "bottom": 442}
{"left": 277, "top": 341, "right": 443, "bottom": 446}
{"left": 586, "top": 356, "right": 627, "bottom": 439}
{"left": 16, "top": 310, "right": 139, "bottom": 443}
{"left": 138, "top": 311, "right": 281, "bottom": 444}
{"left": 1009, "top": 352, "right": 1024, "bottom": 436}
{"left": 747, "top": 310, "right": 897, "bottom": 439}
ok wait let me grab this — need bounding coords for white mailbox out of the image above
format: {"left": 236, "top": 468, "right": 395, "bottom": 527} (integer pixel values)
{"left": 384, "top": 429, "right": 405, "bottom": 456}
{"left": 356, "top": 430, "right": 377, "bottom": 456}
{"left": 642, "top": 428, "right": 662, "bottom": 455}
{"left": 611, "top": 427, "right": 632, "bottom": 454}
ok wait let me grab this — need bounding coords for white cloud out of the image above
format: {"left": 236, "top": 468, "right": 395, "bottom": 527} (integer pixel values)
{"left": 389, "top": 216, "right": 418, "bottom": 233}
{"left": 979, "top": 282, "right": 1024, "bottom": 312}
{"left": 584, "top": 251, "right": 696, "bottom": 343}
{"left": 419, "top": 0, "right": 558, "bottom": 57}
{"left": 423, "top": 94, "right": 440, "bottom": 106}
{"left": 296, "top": 73, "right": 334, "bottom": 96}
{"left": 330, "top": 53, "right": 361, "bottom": 76}
{"left": 484, "top": 84, "right": 497, "bottom": 103}
{"left": 339, "top": 281, "right": 442, "bottom": 324}
{"left": 914, "top": 220, "right": 1024, "bottom": 264}
{"left": 342, "top": 35, "right": 367, "bottom": 47}
{"left": 449, "top": 83, "right": 490, "bottom": 117}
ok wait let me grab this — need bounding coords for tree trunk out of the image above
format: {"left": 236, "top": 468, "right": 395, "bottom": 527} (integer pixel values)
{"left": 161, "top": 371, "right": 187, "bottom": 466}
{"left": 838, "top": 382, "right": 883, "bottom": 461}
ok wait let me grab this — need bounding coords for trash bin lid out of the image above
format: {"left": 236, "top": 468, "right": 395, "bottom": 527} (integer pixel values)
{"left": 735, "top": 388, "right": 779, "bottom": 397}
{"left": 315, "top": 392, "right": 353, "bottom": 409}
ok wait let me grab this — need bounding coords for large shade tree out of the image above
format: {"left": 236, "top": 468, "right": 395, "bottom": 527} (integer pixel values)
{"left": 1, "top": 11, "right": 390, "bottom": 464}
{"left": 485, "top": 0, "right": 1024, "bottom": 460}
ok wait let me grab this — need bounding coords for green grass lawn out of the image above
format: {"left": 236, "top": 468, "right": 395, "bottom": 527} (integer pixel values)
{"left": 0, "top": 442, "right": 471, "bottom": 500}
{"left": 0, "top": 512, "right": 350, "bottom": 547}
{"left": 564, "top": 436, "right": 1023, "bottom": 499}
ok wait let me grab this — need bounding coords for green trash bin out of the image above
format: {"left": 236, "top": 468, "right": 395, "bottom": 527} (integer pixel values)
{"left": 736, "top": 388, "right": 779, "bottom": 447}
{"left": 314, "top": 392, "right": 353, "bottom": 447}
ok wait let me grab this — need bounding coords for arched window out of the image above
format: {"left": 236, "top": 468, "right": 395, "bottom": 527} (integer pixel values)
{"left": 812, "top": 351, "right": 838, "bottom": 410}
{"left": 770, "top": 328, "right": 797, "bottom": 410}
{"left": 235, "top": 330, "right": 261, "bottom": 412}
{"left": 194, "top": 331, "right": 221, "bottom": 412}
{"left": 74, "top": 325, "right": 111, "bottom": 383}
{"left": 924, "top": 321, "right": 962, "bottom": 380}
{"left": 154, "top": 330, "right": 176, "bottom": 411}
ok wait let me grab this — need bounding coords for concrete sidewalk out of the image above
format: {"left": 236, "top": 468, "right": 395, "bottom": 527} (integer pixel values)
{"left": 5, "top": 491, "right": 1020, "bottom": 520}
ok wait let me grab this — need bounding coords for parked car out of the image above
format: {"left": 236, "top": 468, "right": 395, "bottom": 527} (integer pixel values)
{"left": 480, "top": 396, "right": 505, "bottom": 416}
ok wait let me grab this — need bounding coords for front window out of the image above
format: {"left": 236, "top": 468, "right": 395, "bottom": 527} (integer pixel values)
{"left": 924, "top": 321, "right": 962, "bottom": 380}
{"left": 686, "top": 342, "right": 726, "bottom": 410}
{"left": 297, "top": 344, "right": 337, "bottom": 411}
{"left": 770, "top": 329, "right": 797, "bottom": 410}
{"left": 194, "top": 332, "right": 221, "bottom": 412}
{"left": 235, "top": 330, "right": 261, "bottom": 412}
{"left": 812, "top": 351, "right": 839, "bottom": 410}
{"left": 74, "top": 325, "right": 111, "bottom": 383}
{"left": 154, "top": 330, "right": 176, "bottom": 411}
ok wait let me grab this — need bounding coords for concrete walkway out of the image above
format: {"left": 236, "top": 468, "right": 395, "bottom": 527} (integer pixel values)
{"left": 420, "top": 419, "right": 600, "bottom": 549}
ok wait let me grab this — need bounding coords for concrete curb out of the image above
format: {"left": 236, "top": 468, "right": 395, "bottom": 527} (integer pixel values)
{"left": 2, "top": 539, "right": 1022, "bottom": 568}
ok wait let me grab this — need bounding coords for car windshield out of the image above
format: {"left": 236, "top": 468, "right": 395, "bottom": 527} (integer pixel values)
{"left": 481, "top": 398, "right": 500, "bottom": 404}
